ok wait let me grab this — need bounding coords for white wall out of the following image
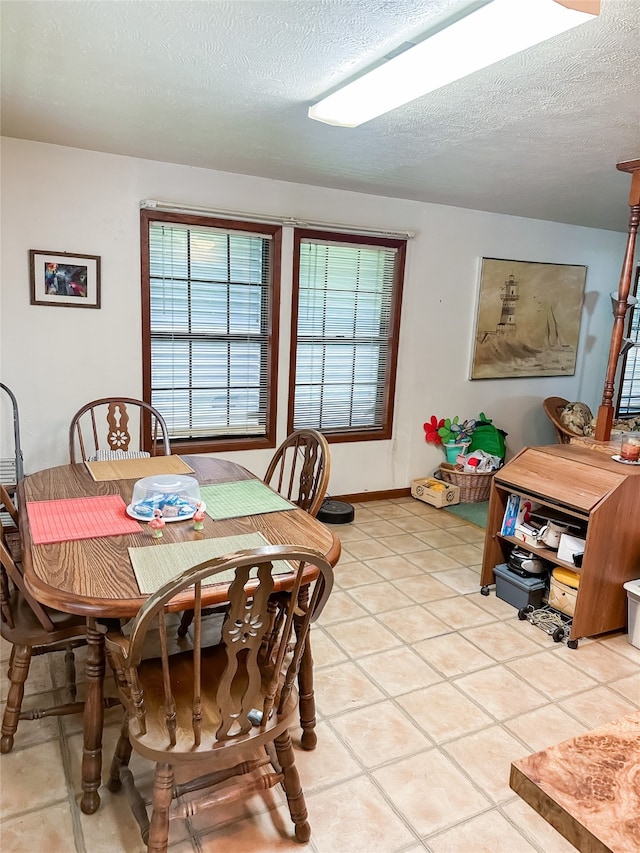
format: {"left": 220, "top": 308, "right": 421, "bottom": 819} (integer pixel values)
{"left": 0, "top": 138, "right": 628, "bottom": 494}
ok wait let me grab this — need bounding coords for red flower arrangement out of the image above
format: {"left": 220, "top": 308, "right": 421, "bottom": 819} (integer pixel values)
{"left": 424, "top": 415, "right": 477, "bottom": 447}
{"left": 423, "top": 416, "right": 445, "bottom": 445}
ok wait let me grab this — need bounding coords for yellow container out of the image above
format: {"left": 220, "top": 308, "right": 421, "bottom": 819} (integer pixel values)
{"left": 552, "top": 567, "right": 580, "bottom": 588}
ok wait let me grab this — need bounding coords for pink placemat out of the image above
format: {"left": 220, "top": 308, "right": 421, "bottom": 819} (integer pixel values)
{"left": 27, "top": 495, "right": 141, "bottom": 544}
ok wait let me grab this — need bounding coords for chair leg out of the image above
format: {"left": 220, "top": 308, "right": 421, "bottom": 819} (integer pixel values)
{"left": 64, "top": 644, "right": 77, "bottom": 702}
{"left": 7, "top": 645, "right": 16, "bottom": 680}
{"left": 147, "top": 762, "right": 174, "bottom": 853}
{"left": 295, "top": 586, "right": 317, "bottom": 750}
{"left": 177, "top": 610, "right": 193, "bottom": 637}
{"left": 274, "top": 730, "right": 310, "bottom": 843}
{"left": 1, "top": 644, "right": 32, "bottom": 753}
{"left": 80, "top": 621, "right": 106, "bottom": 816}
{"left": 107, "top": 713, "right": 133, "bottom": 792}
{"left": 120, "top": 766, "right": 151, "bottom": 846}
{"left": 0, "top": 568, "right": 13, "bottom": 628}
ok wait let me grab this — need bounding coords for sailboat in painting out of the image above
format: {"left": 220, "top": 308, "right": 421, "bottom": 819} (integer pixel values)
{"left": 545, "top": 304, "right": 572, "bottom": 350}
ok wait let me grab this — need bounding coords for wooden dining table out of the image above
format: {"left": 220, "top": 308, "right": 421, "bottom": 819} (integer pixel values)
{"left": 18, "top": 454, "right": 341, "bottom": 815}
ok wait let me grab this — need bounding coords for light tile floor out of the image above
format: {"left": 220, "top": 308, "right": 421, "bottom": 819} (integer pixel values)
{"left": 1, "top": 496, "right": 639, "bottom": 852}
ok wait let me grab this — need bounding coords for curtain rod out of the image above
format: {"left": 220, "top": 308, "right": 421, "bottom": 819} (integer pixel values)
{"left": 140, "top": 199, "right": 415, "bottom": 239}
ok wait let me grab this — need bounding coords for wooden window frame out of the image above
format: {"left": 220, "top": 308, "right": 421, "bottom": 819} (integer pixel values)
{"left": 141, "top": 209, "right": 281, "bottom": 453}
{"left": 287, "top": 228, "right": 406, "bottom": 443}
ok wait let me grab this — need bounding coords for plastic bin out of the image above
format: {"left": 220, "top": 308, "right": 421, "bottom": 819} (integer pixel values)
{"left": 623, "top": 579, "right": 640, "bottom": 649}
{"left": 493, "top": 563, "right": 546, "bottom": 612}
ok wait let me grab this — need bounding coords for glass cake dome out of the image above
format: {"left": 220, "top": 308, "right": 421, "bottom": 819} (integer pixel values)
{"left": 129, "top": 474, "right": 201, "bottom": 520}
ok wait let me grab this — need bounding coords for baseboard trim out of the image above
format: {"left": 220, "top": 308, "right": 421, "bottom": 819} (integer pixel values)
{"left": 331, "top": 487, "right": 411, "bottom": 503}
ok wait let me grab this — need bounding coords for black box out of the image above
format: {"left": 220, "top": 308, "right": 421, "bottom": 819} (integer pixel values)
{"left": 493, "top": 563, "right": 546, "bottom": 611}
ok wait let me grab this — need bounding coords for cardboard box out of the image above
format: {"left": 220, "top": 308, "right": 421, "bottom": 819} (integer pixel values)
{"left": 411, "top": 477, "right": 460, "bottom": 508}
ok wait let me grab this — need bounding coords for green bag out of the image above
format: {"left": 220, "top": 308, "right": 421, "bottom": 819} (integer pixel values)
{"left": 468, "top": 413, "right": 507, "bottom": 459}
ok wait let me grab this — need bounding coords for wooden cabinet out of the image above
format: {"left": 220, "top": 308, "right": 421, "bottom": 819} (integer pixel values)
{"left": 481, "top": 444, "right": 640, "bottom": 643}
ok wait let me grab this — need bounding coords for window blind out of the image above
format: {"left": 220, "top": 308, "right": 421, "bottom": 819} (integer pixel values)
{"left": 292, "top": 236, "right": 402, "bottom": 433}
{"left": 148, "top": 221, "right": 273, "bottom": 440}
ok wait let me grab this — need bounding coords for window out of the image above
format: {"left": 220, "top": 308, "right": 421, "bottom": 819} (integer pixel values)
{"left": 617, "top": 266, "right": 640, "bottom": 417}
{"left": 289, "top": 230, "right": 406, "bottom": 441}
{"left": 141, "top": 210, "right": 281, "bottom": 453}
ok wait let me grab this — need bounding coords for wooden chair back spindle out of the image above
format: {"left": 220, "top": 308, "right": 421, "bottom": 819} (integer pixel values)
{"left": 0, "top": 484, "right": 19, "bottom": 528}
{"left": 0, "top": 537, "right": 14, "bottom": 628}
{"left": 157, "top": 609, "right": 177, "bottom": 747}
{"left": 192, "top": 582, "right": 202, "bottom": 747}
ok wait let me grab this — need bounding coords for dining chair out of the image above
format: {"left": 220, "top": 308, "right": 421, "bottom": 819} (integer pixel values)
{"left": 264, "top": 429, "right": 331, "bottom": 517}
{"left": 543, "top": 396, "right": 594, "bottom": 444}
{"left": 177, "top": 428, "right": 331, "bottom": 640}
{"left": 105, "top": 545, "right": 333, "bottom": 853}
{"left": 542, "top": 396, "right": 573, "bottom": 444}
{"left": 0, "top": 484, "right": 89, "bottom": 753}
{"left": 69, "top": 397, "right": 171, "bottom": 463}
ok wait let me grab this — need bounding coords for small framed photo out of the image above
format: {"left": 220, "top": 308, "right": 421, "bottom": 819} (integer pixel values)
{"left": 29, "top": 250, "right": 101, "bottom": 309}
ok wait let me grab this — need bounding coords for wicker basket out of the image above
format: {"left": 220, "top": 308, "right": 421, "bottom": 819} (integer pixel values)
{"left": 438, "top": 463, "right": 494, "bottom": 503}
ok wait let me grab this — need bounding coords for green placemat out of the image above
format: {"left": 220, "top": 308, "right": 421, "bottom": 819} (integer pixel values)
{"left": 200, "top": 479, "right": 296, "bottom": 520}
{"left": 128, "top": 532, "right": 292, "bottom": 594}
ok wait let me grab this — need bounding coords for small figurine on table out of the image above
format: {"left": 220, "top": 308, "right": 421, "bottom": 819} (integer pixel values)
{"left": 149, "top": 509, "right": 165, "bottom": 538}
{"left": 193, "top": 502, "right": 205, "bottom": 531}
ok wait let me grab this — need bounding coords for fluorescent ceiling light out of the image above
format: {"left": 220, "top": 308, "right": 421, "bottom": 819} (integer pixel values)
{"left": 309, "top": 0, "right": 600, "bottom": 128}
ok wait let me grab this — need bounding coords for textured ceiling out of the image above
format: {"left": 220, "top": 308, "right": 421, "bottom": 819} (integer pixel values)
{"left": 1, "top": 0, "right": 639, "bottom": 231}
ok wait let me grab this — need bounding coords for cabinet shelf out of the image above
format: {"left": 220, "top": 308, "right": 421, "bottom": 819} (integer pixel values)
{"left": 482, "top": 444, "right": 640, "bottom": 643}
{"left": 499, "top": 534, "right": 581, "bottom": 573}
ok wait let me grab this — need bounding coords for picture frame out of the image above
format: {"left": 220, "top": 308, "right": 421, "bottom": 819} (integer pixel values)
{"left": 470, "top": 257, "right": 587, "bottom": 379}
{"left": 29, "top": 250, "right": 101, "bottom": 309}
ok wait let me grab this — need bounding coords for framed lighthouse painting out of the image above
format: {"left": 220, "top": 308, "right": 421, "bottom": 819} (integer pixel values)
{"left": 470, "top": 258, "right": 587, "bottom": 379}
